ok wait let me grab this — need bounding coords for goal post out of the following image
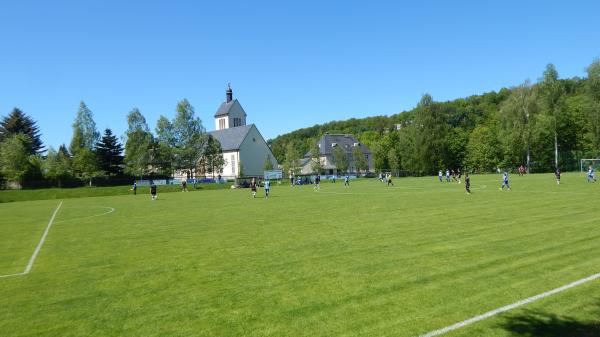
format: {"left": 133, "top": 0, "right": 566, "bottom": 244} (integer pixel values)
{"left": 580, "top": 159, "right": 600, "bottom": 172}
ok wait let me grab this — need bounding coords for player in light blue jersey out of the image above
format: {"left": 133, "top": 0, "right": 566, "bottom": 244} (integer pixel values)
{"left": 445, "top": 169, "right": 450, "bottom": 182}
{"left": 264, "top": 179, "right": 270, "bottom": 198}
{"left": 438, "top": 170, "right": 443, "bottom": 182}
{"left": 500, "top": 171, "right": 511, "bottom": 190}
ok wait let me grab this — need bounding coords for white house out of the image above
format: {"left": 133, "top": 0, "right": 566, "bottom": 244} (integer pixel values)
{"left": 208, "top": 85, "right": 278, "bottom": 179}
{"left": 300, "top": 133, "right": 373, "bottom": 175}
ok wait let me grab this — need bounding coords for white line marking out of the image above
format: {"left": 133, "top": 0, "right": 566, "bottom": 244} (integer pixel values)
{"left": 23, "top": 201, "right": 63, "bottom": 274}
{"left": 418, "top": 272, "right": 600, "bottom": 337}
{"left": 0, "top": 201, "right": 62, "bottom": 279}
{"left": 54, "top": 206, "right": 115, "bottom": 224}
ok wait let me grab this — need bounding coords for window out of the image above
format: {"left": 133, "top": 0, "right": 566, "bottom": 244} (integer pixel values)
{"left": 231, "top": 155, "right": 236, "bottom": 174}
{"left": 232, "top": 117, "right": 242, "bottom": 127}
{"left": 219, "top": 118, "right": 225, "bottom": 130}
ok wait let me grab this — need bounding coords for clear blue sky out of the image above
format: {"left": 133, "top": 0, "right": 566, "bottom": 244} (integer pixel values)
{"left": 1, "top": 1, "right": 599, "bottom": 150}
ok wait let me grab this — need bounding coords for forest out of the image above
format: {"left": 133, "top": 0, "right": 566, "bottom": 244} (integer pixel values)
{"left": 269, "top": 61, "right": 600, "bottom": 175}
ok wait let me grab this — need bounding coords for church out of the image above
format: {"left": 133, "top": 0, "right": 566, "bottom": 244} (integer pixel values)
{"left": 208, "top": 85, "right": 278, "bottom": 179}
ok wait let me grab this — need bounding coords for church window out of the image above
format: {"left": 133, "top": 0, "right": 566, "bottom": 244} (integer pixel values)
{"left": 231, "top": 155, "right": 236, "bottom": 174}
{"left": 219, "top": 118, "right": 225, "bottom": 130}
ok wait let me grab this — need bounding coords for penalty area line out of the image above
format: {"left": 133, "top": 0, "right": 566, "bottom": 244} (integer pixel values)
{"left": 418, "top": 271, "right": 600, "bottom": 337}
{"left": 0, "top": 201, "right": 63, "bottom": 279}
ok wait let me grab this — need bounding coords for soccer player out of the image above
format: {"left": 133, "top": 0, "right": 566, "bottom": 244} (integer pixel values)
{"left": 465, "top": 173, "right": 471, "bottom": 194}
{"left": 314, "top": 174, "right": 321, "bottom": 190}
{"left": 132, "top": 180, "right": 137, "bottom": 195}
{"left": 438, "top": 170, "right": 443, "bottom": 182}
{"left": 587, "top": 166, "right": 597, "bottom": 182}
{"left": 182, "top": 180, "right": 188, "bottom": 192}
{"left": 250, "top": 177, "right": 258, "bottom": 198}
{"left": 290, "top": 174, "right": 294, "bottom": 186}
{"left": 264, "top": 179, "right": 270, "bottom": 198}
{"left": 150, "top": 181, "right": 157, "bottom": 200}
{"left": 446, "top": 169, "right": 451, "bottom": 182}
{"left": 500, "top": 171, "right": 511, "bottom": 190}
{"left": 344, "top": 175, "right": 350, "bottom": 187}
{"left": 555, "top": 168, "right": 561, "bottom": 185}
{"left": 387, "top": 173, "right": 394, "bottom": 187}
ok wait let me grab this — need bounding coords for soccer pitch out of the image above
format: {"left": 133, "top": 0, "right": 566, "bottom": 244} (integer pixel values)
{"left": 1, "top": 174, "right": 600, "bottom": 337}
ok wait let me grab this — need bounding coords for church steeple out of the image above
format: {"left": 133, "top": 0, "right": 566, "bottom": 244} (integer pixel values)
{"left": 226, "top": 83, "right": 233, "bottom": 103}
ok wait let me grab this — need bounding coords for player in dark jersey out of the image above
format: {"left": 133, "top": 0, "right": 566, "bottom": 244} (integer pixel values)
{"left": 387, "top": 173, "right": 394, "bottom": 186}
{"left": 465, "top": 173, "right": 471, "bottom": 194}
{"left": 150, "top": 181, "right": 157, "bottom": 200}
{"left": 555, "top": 168, "right": 561, "bottom": 185}
{"left": 132, "top": 181, "right": 137, "bottom": 195}
{"left": 314, "top": 174, "right": 321, "bottom": 190}
{"left": 250, "top": 177, "right": 257, "bottom": 198}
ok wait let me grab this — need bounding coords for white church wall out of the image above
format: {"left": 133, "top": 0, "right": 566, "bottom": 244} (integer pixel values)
{"left": 238, "top": 126, "right": 278, "bottom": 177}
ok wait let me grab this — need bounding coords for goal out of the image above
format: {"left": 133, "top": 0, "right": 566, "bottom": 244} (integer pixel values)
{"left": 580, "top": 159, "right": 600, "bottom": 172}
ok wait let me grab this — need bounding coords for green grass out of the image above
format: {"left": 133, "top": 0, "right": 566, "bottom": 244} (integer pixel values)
{"left": 1, "top": 173, "right": 600, "bottom": 337}
{"left": 0, "top": 183, "right": 232, "bottom": 203}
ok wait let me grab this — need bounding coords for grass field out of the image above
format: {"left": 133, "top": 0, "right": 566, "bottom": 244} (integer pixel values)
{"left": 1, "top": 173, "right": 600, "bottom": 337}
{"left": 0, "top": 183, "right": 232, "bottom": 204}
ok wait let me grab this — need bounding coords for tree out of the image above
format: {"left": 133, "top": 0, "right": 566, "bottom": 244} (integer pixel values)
{"left": 95, "top": 129, "right": 123, "bottom": 176}
{"left": 309, "top": 141, "right": 323, "bottom": 173}
{"left": 263, "top": 154, "right": 274, "bottom": 171}
{"left": 414, "top": 94, "right": 446, "bottom": 174}
{"left": 72, "top": 148, "right": 103, "bottom": 186}
{"left": 283, "top": 141, "right": 302, "bottom": 175}
{"left": 353, "top": 145, "right": 368, "bottom": 174}
{"left": 464, "top": 125, "right": 501, "bottom": 172}
{"left": 44, "top": 145, "right": 72, "bottom": 187}
{"left": 70, "top": 101, "right": 99, "bottom": 155}
{"left": 498, "top": 81, "right": 538, "bottom": 171}
{"left": 387, "top": 147, "right": 399, "bottom": 172}
{"left": 201, "top": 135, "right": 226, "bottom": 178}
{"left": 0, "top": 108, "right": 44, "bottom": 154}
{"left": 585, "top": 59, "right": 600, "bottom": 155}
{"left": 0, "top": 134, "right": 31, "bottom": 188}
{"left": 538, "top": 64, "right": 565, "bottom": 170}
{"left": 124, "top": 108, "right": 153, "bottom": 178}
{"left": 153, "top": 115, "right": 175, "bottom": 175}
{"left": 172, "top": 99, "right": 206, "bottom": 178}
{"left": 332, "top": 145, "right": 348, "bottom": 173}
{"left": 238, "top": 159, "right": 244, "bottom": 178}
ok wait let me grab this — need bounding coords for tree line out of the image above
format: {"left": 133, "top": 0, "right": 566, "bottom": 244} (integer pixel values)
{"left": 269, "top": 61, "right": 600, "bottom": 175}
{"left": 0, "top": 99, "right": 226, "bottom": 189}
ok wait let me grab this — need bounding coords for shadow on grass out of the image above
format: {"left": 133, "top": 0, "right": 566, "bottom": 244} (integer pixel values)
{"left": 500, "top": 307, "right": 600, "bottom": 337}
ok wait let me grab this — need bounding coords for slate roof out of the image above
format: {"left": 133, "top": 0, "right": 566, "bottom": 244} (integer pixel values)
{"left": 304, "top": 134, "right": 371, "bottom": 157}
{"left": 214, "top": 99, "right": 246, "bottom": 117}
{"left": 208, "top": 124, "right": 254, "bottom": 151}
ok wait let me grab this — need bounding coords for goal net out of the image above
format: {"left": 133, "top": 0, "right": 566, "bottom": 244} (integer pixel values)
{"left": 580, "top": 159, "right": 600, "bottom": 172}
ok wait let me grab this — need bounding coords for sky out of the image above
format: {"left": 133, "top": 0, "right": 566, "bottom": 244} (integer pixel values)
{"left": 1, "top": 0, "right": 599, "bottom": 150}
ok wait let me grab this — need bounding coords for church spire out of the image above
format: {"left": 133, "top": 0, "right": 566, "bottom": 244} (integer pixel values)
{"left": 226, "top": 83, "right": 233, "bottom": 103}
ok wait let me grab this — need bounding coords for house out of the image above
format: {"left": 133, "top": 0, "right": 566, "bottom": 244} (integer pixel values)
{"left": 300, "top": 133, "right": 373, "bottom": 175}
{"left": 208, "top": 85, "right": 278, "bottom": 179}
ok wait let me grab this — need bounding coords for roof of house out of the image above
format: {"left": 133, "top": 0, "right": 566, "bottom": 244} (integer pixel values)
{"left": 208, "top": 124, "right": 254, "bottom": 151}
{"left": 214, "top": 99, "right": 247, "bottom": 118}
{"left": 304, "top": 134, "right": 371, "bottom": 157}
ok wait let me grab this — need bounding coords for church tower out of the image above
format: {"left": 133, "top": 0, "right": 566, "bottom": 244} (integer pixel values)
{"left": 214, "top": 84, "right": 247, "bottom": 130}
